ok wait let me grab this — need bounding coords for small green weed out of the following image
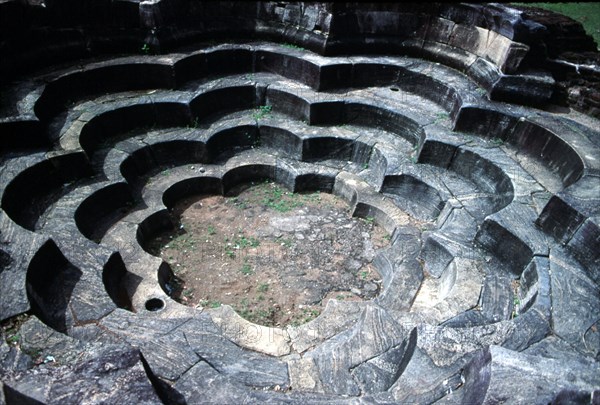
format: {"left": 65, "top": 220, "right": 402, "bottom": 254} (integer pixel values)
{"left": 167, "top": 234, "right": 196, "bottom": 250}
{"left": 280, "top": 238, "right": 293, "bottom": 248}
{"left": 257, "top": 283, "right": 269, "bottom": 292}
{"left": 6, "top": 333, "right": 20, "bottom": 345}
{"left": 252, "top": 105, "right": 272, "bottom": 121}
{"left": 228, "top": 196, "right": 248, "bottom": 209}
{"left": 511, "top": 280, "right": 521, "bottom": 319}
{"left": 225, "top": 247, "right": 236, "bottom": 259}
{"left": 289, "top": 307, "right": 320, "bottom": 326}
{"left": 410, "top": 144, "right": 419, "bottom": 163}
{"left": 1, "top": 313, "right": 30, "bottom": 346}
{"left": 433, "top": 112, "right": 449, "bottom": 125}
{"left": 261, "top": 183, "right": 303, "bottom": 212}
{"left": 281, "top": 43, "right": 305, "bottom": 50}
{"left": 234, "top": 235, "right": 260, "bottom": 249}
{"left": 240, "top": 263, "right": 254, "bottom": 276}
{"left": 302, "top": 191, "right": 322, "bottom": 204}
{"left": 236, "top": 298, "right": 253, "bottom": 319}
{"left": 200, "top": 299, "right": 221, "bottom": 308}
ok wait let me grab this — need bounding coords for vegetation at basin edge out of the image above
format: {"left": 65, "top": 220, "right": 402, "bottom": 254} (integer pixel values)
{"left": 512, "top": 3, "right": 600, "bottom": 47}
{"left": 252, "top": 105, "right": 272, "bottom": 120}
{"left": 281, "top": 43, "right": 305, "bottom": 50}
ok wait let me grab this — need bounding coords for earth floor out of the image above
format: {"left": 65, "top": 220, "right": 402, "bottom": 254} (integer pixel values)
{"left": 149, "top": 181, "right": 390, "bottom": 327}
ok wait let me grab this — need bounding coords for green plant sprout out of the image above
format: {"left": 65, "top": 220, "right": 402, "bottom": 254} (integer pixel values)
{"left": 281, "top": 43, "right": 305, "bottom": 50}
{"left": 253, "top": 105, "right": 272, "bottom": 120}
{"left": 240, "top": 263, "right": 254, "bottom": 275}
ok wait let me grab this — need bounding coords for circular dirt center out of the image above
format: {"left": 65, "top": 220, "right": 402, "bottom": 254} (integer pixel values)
{"left": 150, "top": 181, "right": 390, "bottom": 327}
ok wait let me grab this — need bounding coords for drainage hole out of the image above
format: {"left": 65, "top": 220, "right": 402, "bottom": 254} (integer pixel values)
{"left": 145, "top": 298, "right": 165, "bottom": 312}
{"left": 390, "top": 87, "right": 399, "bottom": 92}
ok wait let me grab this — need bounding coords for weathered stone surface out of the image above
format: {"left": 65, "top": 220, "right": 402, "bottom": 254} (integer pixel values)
{"left": 374, "top": 254, "right": 423, "bottom": 314}
{"left": 211, "top": 305, "right": 291, "bottom": 357}
{"left": 351, "top": 328, "right": 417, "bottom": 394}
{"left": 463, "top": 345, "right": 600, "bottom": 404}
{"left": 417, "top": 322, "right": 515, "bottom": 369}
{"left": 0, "top": 213, "right": 48, "bottom": 321}
{"left": 0, "top": 332, "right": 32, "bottom": 374}
{"left": 179, "top": 316, "right": 290, "bottom": 389}
{"left": 524, "top": 335, "right": 596, "bottom": 363}
{"left": 25, "top": 239, "right": 117, "bottom": 333}
{"left": 19, "top": 316, "right": 84, "bottom": 364}
{"left": 382, "top": 346, "right": 464, "bottom": 404}
{"left": 2, "top": 344, "right": 161, "bottom": 404}
{"left": 287, "top": 298, "right": 366, "bottom": 354}
{"left": 411, "top": 257, "right": 483, "bottom": 324}
{"left": 549, "top": 250, "right": 600, "bottom": 357}
{"left": 307, "top": 303, "right": 411, "bottom": 395}
{"left": 537, "top": 173, "right": 600, "bottom": 274}
{"left": 174, "top": 361, "right": 254, "bottom": 404}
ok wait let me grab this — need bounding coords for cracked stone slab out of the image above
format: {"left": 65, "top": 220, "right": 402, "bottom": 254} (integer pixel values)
{"left": 549, "top": 249, "right": 600, "bottom": 358}
{"left": 2, "top": 344, "right": 161, "bottom": 404}
{"left": 97, "top": 310, "right": 200, "bottom": 381}
{"left": 351, "top": 327, "right": 417, "bottom": 394}
{"left": 174, "top": 361, "right": 255, "bottom": 404}
{"left": 411, "top": 257, "right": 483, "bottom": 323}
{"left": 179, "top": 315, "right": 290, "bottom": 388}
{"left": 210, "top": 304, "right": 291, "bottom": 357}
{"left": 0, "top": 213, "right": 49, "bottom": 321}
{"left": 382, "top": 345, "right": 465, "bottom": 404}
{"left": 287, "top": 298, "right": 366, "bottom": 354}
{"left": 305, "top": 303, "right": 412, "bottom": 396}
{"left": 462, "top": 345, "right": 600, "bottom": 404}
{"left": 374, "top": 251, "right": 424, "bottom": 314}
{"left": 0, "top": 331, "right": 32, "bottom": 374}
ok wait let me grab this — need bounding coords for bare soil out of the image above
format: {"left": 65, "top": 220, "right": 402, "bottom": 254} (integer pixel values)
{"left": 149, "top": 180, "right": 390, "bottom": 327}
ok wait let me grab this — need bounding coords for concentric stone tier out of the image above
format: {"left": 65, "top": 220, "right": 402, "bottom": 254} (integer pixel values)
{"left": 1, "top": 38, "right": 598, "bottom": 405}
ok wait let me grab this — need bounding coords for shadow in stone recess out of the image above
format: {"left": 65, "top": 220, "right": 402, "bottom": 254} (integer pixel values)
{"left": 26, "top": 240, "right": 81, "bottom": 333}
{"left": 102, "top": 252, "right": 135, "bottom": 311}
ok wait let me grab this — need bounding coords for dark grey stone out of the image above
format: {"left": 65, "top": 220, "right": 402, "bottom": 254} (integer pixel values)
{"left": 462, "top": 345, "right": 600, "bottom": 404}
{"left": 525, "top": 335, "right": 596, "bottom": 362}
{"left": 174, "top": 361, "right": 254, "bottom": 404}
{"left": 374, "top": 254, "right": 423, "bottom": 313}
{"left": 179, "top": 316, "right": 290, "bottom": 389}
{"left": 0, "top": 332, "right": 32, "bottom": 373}
{"left": 383, "top": 346, "right": 464, "bottom": 404}
{"left": 351, "top": 328, "right": 417, "bottom": 393}
{"left": 0, "top": 215, "right": 49, "bottom": 321}
{"left": 2, "top": 345, "right": 161, "bottom": 404}
{"left": 309, "top": 304, "right": 411, "bottom": 396}
{"left": 549, "top": 250, "right": 600, "bottom": 357}
{"left": 99, "top": 309, "right": 199, "bottom": 381}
